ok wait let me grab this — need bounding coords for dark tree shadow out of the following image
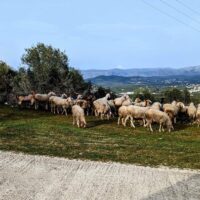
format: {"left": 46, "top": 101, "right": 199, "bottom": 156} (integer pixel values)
{"left": 87, "top": 118, "right": 116, "bottom": 128}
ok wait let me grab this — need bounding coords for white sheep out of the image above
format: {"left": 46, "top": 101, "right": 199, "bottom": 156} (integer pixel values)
{"left": 117, "top": 105, "right": 128, "bottom": 126}
{"left": 134, "top": 99, "right": 152, "bottom": 107}
{"left": 33, "top": 91, "right": 56, "bottom": 110}
{"left": 124, "top": 105, "right": 149, "bottom": 128}
{"left": 49, "top": 95, "right": 56, "bottom": 113}
{"left": 195, "top": 104, "right": 200, "bottom": 127}
{"left": 52, "top": 96, "right": 73, "bottom": 115}
{"left": 93, "top": 93, "right": 111, "bottom": 119}
{"left": 134, "top": 97, "right": 142, "bottom": 103}
{"left": 187, "top": 102, "right": 197, "bottom": 122}
{"left": 72, "top": 105, "right": 87, "bottom": 128}
{"left": 114, "top": 94, "right": 129, "bottom": 107}
{"left": 75, "top": 99, "right": 89, "bottom": 115}
{"left": 122, "top": 96, "right": 133, "bottom": 106}
{"left": 163, "top": 101, "right": 179, "bottom": 123}
{"left": 151, "top": 102, "right": 162, "bottom": 110}
{"left": 176, "top": 101, "right": 187, "bottom": 113}
{"left": 108, "top": 100, "right": 117, "bottom": 117}
{"left": 145, "top": 108, "right": 173, "bottom": 132}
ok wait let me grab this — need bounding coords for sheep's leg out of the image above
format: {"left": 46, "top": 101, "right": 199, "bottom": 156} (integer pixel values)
{"left": 144, "top": 120, "right": 148, "bottom": 127}
{"left": 143, "top": 119, "right": 146, "bottom": 127}
{"left": 61, "top": 106, "right": 65, "bottom": 114}
{"left": 159, "top": 123, "right": 162, "bottom": 132}
{"left": 53, "top": 105, "right": 55, "bottom": 114}
{"left": 192, "top": 117, "right": 196, "bottom": 125}
{"left": 57, "top": 107, "right": 59, "bottom": 114}
{"left": 95, "top": 110, "right": 98, "bottom": 117}
{"left": 35, "top": 102, "right": 38, "bottom": 110}
{"left": 130, "top": 116, "right": 135, "bottom": 128}
{"left": 65, "top": 109, "right": 68, "bottom": 116}
{"left": 122, "top": 118, "right": 126, "bottom": 126}
{"left": 106, "top": 112, "right": 109, "bottom": 120}
{"left": 117, "top": 117, "right": 121, "bottom": 125}
{"left": 52, "top": 104, "right": 55, "bottom": 113}
{"left": 145, "top": 120, "right": 149, "bottom": 128}
{"left": 77, "top": 117, "right": 80, "bottom": 127}
{"left": 64, "top": 108, "right": 67, "bottom": 116}
{"left": 62, "top": 106, "right": 67, "bottom": 115}
{"left": 162, "top": 126, "right": 165, "bottom": 132}
{"left": 50, "top": 103, "right": 52, "bottom": 112}
{"left": 72, "top": 116, "right": 75, "bottom": 125}
{"left": 124, "top": 116, "right": 129, "bottom": 127}
{"left": 45, "top": 103, "right": 48, "bottom": 110}
{"left": 51, "top": 104, "right": 55, "bottom": 113}
{"left": 174, "top": 117, "right": 176, "bottom": 124}
{"left": 149, "top": 123, "right": 153, "bottom": 132}
{"left": 83, "top": 118, "right": 86, "bottom": 127}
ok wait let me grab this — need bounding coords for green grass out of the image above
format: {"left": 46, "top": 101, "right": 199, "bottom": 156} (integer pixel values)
{"left": 0, "top": 105, "right": 200, "bottom": 169}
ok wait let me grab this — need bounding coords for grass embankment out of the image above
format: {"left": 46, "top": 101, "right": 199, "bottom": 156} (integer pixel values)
{"left": 0, "top": 105, "right": 200, "bottom": 169}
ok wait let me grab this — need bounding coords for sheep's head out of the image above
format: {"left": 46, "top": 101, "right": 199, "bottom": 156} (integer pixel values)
{"left": 61, "top": 93, "right": 68, "bottom": 99}
{"left": 135, "top": 98, "right": 142, "bottom": 103}
{"left": 106, "top": 93, "right": 111, "bottom": 99}
{"left": 77, "top": 94, "right": 83, "bottom": 100}
{"left": 166, "top": 119, "right": 173, "bottom": 132}
{"left": 124, "top": 94, "right": 130, "bottom": 100}
{"left": 48, "top": 92, "right": 56, "bottom": 97}
{"left": 67, "top": 97, "right": 74, "bottom": 106}
{"left": 177, "top": 102, "right": 186, "bottom": 113}
{"left": 77, "top": 100, "right": 88, "bottom": 109}
{"left": 146, "top": 99, "right": 152, "bottom": 106}
{"left": 171, "top": 100, "right": 177, "bottom": 106}
{"left": 189, "top": 102, "right": 194, "bottom": 106}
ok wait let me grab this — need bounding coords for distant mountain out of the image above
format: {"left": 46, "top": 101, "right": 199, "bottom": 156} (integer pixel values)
{"left": 88, "top": 75, "right": 200, "bottom": 89}
{"left": 81, "top": 66, "right": 200, "bottom": 79}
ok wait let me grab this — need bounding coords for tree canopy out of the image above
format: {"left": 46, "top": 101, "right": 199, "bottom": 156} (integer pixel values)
{"left": 0, "top": 43, "right": 95, "bottom": 103}
{"left": 162, "top": 87, "right": 191, "bottom": 103}
{"left": 0, "top": 61, "right": 16, "bottom": 102}
{"left": 133, "top": 88, "right": 155, "bottom": 102}
{"left": 22, "top": 43, "right": 69, "bottom": 93}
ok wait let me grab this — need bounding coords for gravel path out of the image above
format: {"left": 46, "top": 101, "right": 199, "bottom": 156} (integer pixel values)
{"left": 0, "top": 151, "right": 199, "bottom": 200}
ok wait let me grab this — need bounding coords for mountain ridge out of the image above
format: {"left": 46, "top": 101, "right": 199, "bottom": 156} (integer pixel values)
{"left": 81, "top": 65, "right": 200, "bottom": 79}
{"left": 87, "top": 74, "right": 200, "bottom": 89}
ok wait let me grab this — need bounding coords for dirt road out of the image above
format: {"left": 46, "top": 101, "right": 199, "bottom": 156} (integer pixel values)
{"left": 0, "top": 151, "right": 199, "bottom": 200}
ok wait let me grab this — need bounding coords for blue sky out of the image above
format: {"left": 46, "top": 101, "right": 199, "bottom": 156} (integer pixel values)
{"left": 0, "top": 0, "right": 200, "bottom": 70}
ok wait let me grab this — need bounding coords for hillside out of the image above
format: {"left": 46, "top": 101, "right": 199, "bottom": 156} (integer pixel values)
{"left": 88, "top": 75, "right": 200, "bottom": 88}
{"left": 82, "top": 65, "right": 200, "bottom": 79}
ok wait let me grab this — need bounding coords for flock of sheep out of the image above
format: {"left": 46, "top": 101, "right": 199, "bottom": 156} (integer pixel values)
{"left": 16, "top": 92, "right": 200, "bottom": 131}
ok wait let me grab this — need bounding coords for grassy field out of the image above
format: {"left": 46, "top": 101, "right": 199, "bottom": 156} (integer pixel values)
{"left": 0, "top": 105, "right": 200, "bottom": 169}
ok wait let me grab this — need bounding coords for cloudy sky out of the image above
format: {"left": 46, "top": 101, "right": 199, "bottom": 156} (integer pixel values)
{"left": 0, "top": 0, "right": 200, "bottom": 70}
